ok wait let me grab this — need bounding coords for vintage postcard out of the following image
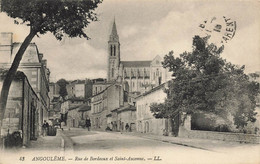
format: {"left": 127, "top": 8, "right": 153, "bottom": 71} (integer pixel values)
{"left": 0, "top": 0, "right": 260, "bottom": 164}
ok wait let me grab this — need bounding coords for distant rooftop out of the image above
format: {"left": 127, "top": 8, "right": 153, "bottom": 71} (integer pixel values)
{"left": 121, "top": 61, "right": 151, "bottom": 67}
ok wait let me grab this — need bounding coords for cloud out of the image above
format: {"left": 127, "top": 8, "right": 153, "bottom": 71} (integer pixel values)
{"left": 0, "top": 13, "right": 29, "bottom": 42}
{"left": 121, "top": 25, "right": 140, "bottom": 38}
{"left": 222, "top": 21, "right": 260, "bottom": 73}
{"left": 1, "top": 0, "right": 259, "bottom": 82}
{"left": 119, "top": 1, "right": 260, "bottom": 76}
{"left": 34, "top": 35, "right": 107, "bottom": 81}
{"left": 120, "top": 10, "right": 197, "bottom": 61}
{"left": 0, "top": 11, "right": 107, "bottom": 81}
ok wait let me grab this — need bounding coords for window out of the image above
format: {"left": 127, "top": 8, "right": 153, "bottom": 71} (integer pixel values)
{"left": 156, "top": 68, "right": 159, "bottom": 76}
{"left": 31, "top": 77, "right": 37, "bottom": 82}
{"left": 112, "top": 68, "right": 114, "bottom": 77}
{"left": 114, "top": 45, "right": 116, "bottom": 56}
{"left": 32, "top": 71, "right": 37, "bottom": 75}
{"left": 159, "top": 77, "right": 162, "bottom": 85}
{"left": 110, "top": 45, "right": 113, "bottom": 56}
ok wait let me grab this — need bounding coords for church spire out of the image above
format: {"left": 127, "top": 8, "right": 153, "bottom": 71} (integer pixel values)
{"left": 109, "top": 18, "right": 119, "bottom": 41}
{"left": 111, "top": 18, "right": 118, "bottom": 36}
{"left": 108, "top": 17, "right": 120, "bottom": 82}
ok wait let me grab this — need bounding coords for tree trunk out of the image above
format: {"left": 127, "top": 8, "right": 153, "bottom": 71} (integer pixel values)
{"left": 0, "top": 30, "right": 36, "bottom": 135}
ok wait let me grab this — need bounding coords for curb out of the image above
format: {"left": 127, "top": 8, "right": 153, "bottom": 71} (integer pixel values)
{"left": 56, "top": 129, "right": 64, "bottom": 151}
{"left": 120, "top": 132, "right": 213, "bottom": 151}
{"left": 57, "top": 129, "right": 74, "bottom": 152}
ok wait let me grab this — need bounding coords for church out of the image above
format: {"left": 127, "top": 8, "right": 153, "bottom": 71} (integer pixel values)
{"left": 106, "top": 20, "right": 171, "bottom": 93}
{"left": 90, "top": 20, "right": 171, "bottom": 130}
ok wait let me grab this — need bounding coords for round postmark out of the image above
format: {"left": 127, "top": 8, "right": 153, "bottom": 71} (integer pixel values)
{"left": 199, "top": 16, "right": 236, "bottom": 45}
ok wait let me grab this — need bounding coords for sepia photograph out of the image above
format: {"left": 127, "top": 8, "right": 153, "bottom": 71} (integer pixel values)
{"left": 0, "top": 0, "right": 260, "bottom": 163}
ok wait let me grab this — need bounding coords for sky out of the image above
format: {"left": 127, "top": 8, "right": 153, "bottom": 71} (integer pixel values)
{"left": 0, "top": 0, "right": 259, "bottom": 82}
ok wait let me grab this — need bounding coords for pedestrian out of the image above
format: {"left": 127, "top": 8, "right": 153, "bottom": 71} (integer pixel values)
{"left": 86, "top": 116, "right": 91, "bottom": 131}
{"left": 111, "top": 122, "right": 114, "bottom": 131}
{"left": 125, "top": 123, "right": 129, "bottom": 132}
{"left": 42, "top": 120, "right": 49, "bottom": 137}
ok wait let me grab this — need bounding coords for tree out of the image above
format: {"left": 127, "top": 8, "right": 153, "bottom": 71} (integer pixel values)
{"left": 85, "top": 79, "right": 93, "bottom": 99}
{"left": 57, "top": 78, "right": 68, "bottom": 100}
{"left": 0, "top": 0, "right": 102, "bottom": 132}
{"left": 151, "top": 36, "right": 259, "bottom": 131}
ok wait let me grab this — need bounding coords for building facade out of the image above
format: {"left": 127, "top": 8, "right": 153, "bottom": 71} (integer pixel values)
{"left": 109, "top": 104, "right": 136, "bottom": 132}
{"left": 91, "top": 82, "right": 125, "bottom": 130}
{"left": 67, "top": 103, "right": 91, "bottom": 128}
{"left": 66, "top": 79, "right": 93, "bottom": 99}
{"left": 135, "top": 83, "right": 169, "bottom": 135}
{"left": 0, "top": 72, "right": 39, "bottom": 146}
{"left": 60, "top": 97, "right": 86, "bottom": 125}
{"left": 0, "top": 32, "right": 50, "bottom": 136}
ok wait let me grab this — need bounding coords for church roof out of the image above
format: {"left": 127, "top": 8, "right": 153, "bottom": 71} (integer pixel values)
{"left": 121, "top": 61, "right": 151, "bottom": 67}
{"left": 111, "top": 19, "right": 118, "bottom": 36}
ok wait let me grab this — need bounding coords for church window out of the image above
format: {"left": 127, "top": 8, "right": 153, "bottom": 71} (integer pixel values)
{"left": 110, "top": 45, "right": 113, "bottom": 56}
{"left": 114, "top": 45, "right": 116, "bottom": 56}
{"left": 112, "top": 68, "right": 114, "bottom": 77}
{"left": 156, "top": 68, "right": 159, "bottom": 76}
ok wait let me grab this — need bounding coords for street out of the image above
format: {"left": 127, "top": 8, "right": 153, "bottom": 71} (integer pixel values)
{"left": 0, "top": 128, "right": 259, "bottom": 164}
{"left": 60, "top": 128, "right": 260, "bottom": 164}
{"left": 63, "top": 128, "right": 190, "bottom": 151}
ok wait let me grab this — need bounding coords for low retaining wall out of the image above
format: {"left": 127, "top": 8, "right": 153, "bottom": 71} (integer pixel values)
{"left": 179, "top": 128, "right": 260, "bottom": 144}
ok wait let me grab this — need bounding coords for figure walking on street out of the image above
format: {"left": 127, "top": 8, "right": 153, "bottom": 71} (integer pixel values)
{"left": 86, "top": 116, "right": 91, "bottom": 131}
{"left": 42, "top": 120, "right": 49, "bottom": 137}
{"left": 125, "top": 123, "right": 129, "bottom": 132}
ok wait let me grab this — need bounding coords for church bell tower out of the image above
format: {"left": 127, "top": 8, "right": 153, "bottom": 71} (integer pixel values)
{"left": 107, "top": 19, "right": 120, "bottom": 82}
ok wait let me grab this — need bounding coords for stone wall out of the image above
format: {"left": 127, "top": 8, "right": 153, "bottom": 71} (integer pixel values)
{"left": 136, "top": 83, "right": 168, "bottom": 135}
{"left": 137, "top": 118, "right": 166, "bottom": 135}
{"left": 1, "top": 80, "right": 23, "bottom": 137}
{"left": 180, "top": 129, "right": 260, "bottom": 143}
{"left": 179, "top": 115, "right": 260, "bottom": 144}
{"left": 118, "top": 110, "right": 136, "bottom": 132}
{"left": 1, "top": 75, "right": 39, "bottom": 146}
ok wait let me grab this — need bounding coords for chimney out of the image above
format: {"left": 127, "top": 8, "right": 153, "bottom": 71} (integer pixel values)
{"left": 42, "top": 59, "right": 47, "bottom": 68}
{"left": 0, "top": 32, "right": 13, "bottom": 63}
{"left": 0, "top": 32, "right": 13, "bottom": 46}
{"left": 39, "top": 53, "right": 43, "bottom": 61}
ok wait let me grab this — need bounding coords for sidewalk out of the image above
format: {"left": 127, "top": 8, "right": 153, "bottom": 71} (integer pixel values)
{"left": 27, "top": 130, "right": 63, "bottom": 151}
{"left": 119, "top": 131, "right": 259, "bottom": 152}
{"left": 25, "top": 127, "right": 259, "bottom": 152}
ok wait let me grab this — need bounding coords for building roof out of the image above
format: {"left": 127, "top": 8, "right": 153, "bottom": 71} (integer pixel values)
{"left": 117, "top": 104, "right": 136, "bottom": 113}
{"left": 135, "top": 82, "right": 168, "bottom": 100}
{"left": 91, "top": 81, "right": 120, "bottom": 97}
{"left": 78, "top": 104, "right": 91, "bottom": 112}
{"left": 111, "top": 19, "right": 118, "bottom": 36}
{"left": 68, "top": 105, "right": 81, "bottom": 111}
{"left": 111, "top": 104, "right": 136, "bottom": 113}
{"left": 121, "top": 61, "right": 151, "bottom": 67}
{"left": 67, "top": 97, "right": 86, "bottom": 102}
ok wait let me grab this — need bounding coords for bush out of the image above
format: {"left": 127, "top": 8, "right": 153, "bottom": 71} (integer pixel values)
{"left": 4, "top": 131, "right": 22, "bottom": 148}
{"left": 191, "top": 112, "right": 232, "bottom": 132}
